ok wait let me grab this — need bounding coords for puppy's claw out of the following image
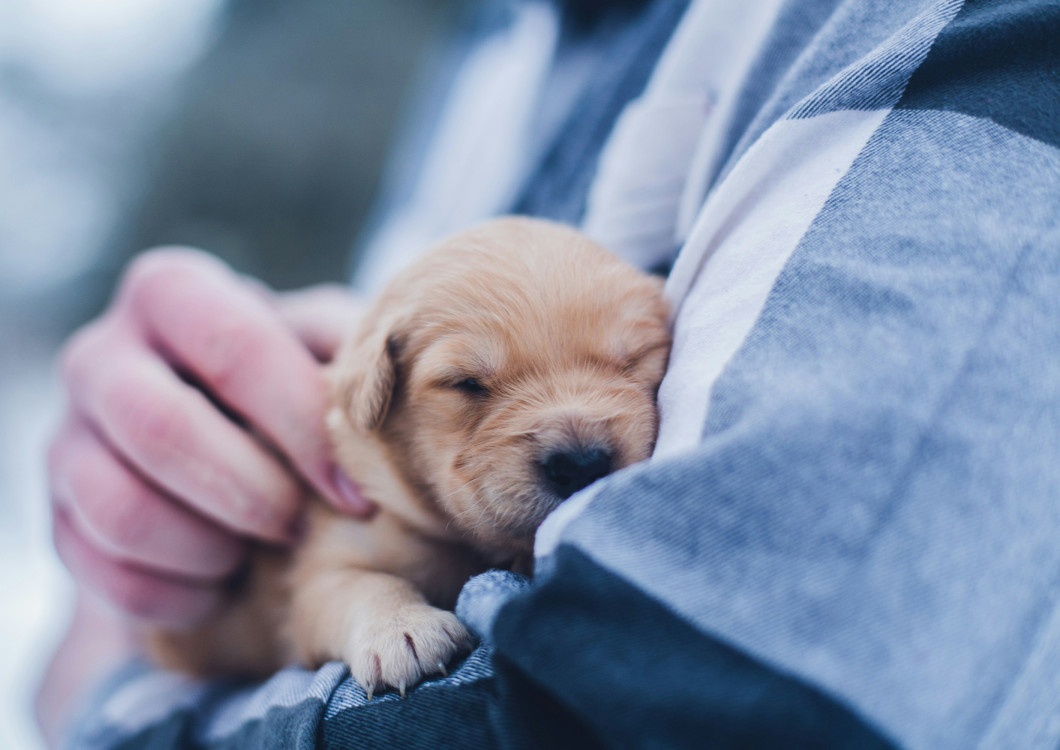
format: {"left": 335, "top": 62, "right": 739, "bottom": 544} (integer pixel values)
{"left": 344, "top": 606, "right": 470, "bottom": 701}
{"left": 437, "top": 662, "right": 448, "bottom": 677}
{"left": 365, "top": 686, "right": 374, "bottom": 701}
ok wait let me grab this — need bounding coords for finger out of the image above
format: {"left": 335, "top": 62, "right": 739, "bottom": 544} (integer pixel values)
{"left": 274, "top": 284, "right": 366, "bottom": 362}
{"left": 119, "top": 249, "right": 372, "bottom": 516}
{"left": 53, "top": 507, "right": 222, "bottom": 628}
{"left": 63, "top": 320, "right": 305, "bottom": 543}
{"left": 49, "top": 417, "right": 245, "bottom": 580}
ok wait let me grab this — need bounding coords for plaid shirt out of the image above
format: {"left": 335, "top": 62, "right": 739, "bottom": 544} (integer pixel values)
{"left": 67, "top": 0, "right": 1060, "bottom": 747}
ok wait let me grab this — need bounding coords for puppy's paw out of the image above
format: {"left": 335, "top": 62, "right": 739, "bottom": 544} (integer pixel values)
{"left": 345, "top": 605, "right": 472, "bottom": 698}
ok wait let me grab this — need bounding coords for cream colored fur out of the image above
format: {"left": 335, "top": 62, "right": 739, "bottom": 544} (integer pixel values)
{"left": 147, "top": 217, "right": 671, "bottom": 697}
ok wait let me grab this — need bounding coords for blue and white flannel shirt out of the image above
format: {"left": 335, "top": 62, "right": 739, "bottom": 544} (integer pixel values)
{"left": 66, "top": 0, "right": 1060, "bottom": 747}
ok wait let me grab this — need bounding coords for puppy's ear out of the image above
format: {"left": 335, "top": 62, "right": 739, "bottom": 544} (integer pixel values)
{"left": 330, "top": 325, "right": 402, "bottom": 432}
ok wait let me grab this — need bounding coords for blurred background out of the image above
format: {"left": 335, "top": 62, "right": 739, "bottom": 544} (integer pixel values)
{"left": 0, "top": 0, "right": 459, "bottom": 744}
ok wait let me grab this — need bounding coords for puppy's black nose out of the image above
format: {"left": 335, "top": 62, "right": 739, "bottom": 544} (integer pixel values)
{"left": 541, "top": 447, "right": 613, "bottom": 500}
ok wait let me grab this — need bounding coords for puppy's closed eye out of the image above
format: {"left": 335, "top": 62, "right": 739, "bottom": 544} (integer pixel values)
{"left": 449, "top": 377, "right": 489, "bottom": 397}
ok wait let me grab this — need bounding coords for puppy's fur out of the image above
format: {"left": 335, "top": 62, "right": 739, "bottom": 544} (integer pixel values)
{"left": 149, "top": 217, "right": 671, "bottom": 695}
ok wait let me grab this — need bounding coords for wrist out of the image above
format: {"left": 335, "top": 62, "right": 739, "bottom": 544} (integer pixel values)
{"left": 35, "top": 596, "right": 140, "bottom": 748}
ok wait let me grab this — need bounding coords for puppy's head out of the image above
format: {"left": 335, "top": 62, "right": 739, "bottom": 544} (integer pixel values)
{"left": 332, "top": 217, "right": 671, "bottom": 554}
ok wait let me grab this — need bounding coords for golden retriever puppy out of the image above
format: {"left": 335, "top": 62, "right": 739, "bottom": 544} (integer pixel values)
{"left": 148, "top": 216, "right": 671, "bottom": 697}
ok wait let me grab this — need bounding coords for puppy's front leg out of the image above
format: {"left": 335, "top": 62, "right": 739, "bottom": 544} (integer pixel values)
{"left": 289, "top": 565, "right": 471, "bottom": 697}
{"left": 289, "top": 504, "right": 478, "bottom": 696}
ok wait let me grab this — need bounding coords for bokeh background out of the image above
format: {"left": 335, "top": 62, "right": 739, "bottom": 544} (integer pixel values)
{"left": 0, "top": 0, "right": 459, "bottom": 744}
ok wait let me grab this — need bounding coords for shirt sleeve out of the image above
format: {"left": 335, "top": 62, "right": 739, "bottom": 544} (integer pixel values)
{"left": 499, "top": 1, "right": 1060, "bottom": 748}
{"left": 63, "top": 574, "right": 523, "bottom": 750}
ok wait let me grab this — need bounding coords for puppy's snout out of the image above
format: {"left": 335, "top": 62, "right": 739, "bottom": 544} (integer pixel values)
{"left": 539, "top": 446, "right": 613, "bottom": 500}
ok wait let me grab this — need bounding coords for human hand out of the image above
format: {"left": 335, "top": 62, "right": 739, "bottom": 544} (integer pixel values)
{"left": 48, "top": 249, "right": 373, "bottom": 628}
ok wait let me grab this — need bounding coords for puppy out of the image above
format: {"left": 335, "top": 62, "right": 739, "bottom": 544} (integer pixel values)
{"left": 148, "top": 216, "right": 671, "bottom": 696}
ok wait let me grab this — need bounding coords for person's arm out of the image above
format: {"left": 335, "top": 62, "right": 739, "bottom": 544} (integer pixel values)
{"left": 35, "top": 598, "right": 136, "bottom": 750}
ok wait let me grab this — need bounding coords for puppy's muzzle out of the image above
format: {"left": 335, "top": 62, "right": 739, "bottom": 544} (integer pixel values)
{"left": 539, "top": 445, "right": 614, "bottom": 500}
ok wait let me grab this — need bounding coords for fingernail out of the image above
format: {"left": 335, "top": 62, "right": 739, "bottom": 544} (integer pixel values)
{"left": 329, "top": 464, "right": 375, "bottom": 516}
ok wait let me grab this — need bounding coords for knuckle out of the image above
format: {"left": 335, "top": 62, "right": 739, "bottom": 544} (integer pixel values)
{"left": 59, "top": 320, "right": 109, "bottom": 385}
{"left": 104, "top": 375, "right": 189, "bottom": 461}
{"left": 99, "top": 498, "right": 153, "bottom": 551}
{"left": 63, "top": 445, "right": 151, "bottom": 551}
{"left": 124, "top": 247, "right": 214, "bottom": 286}
{"left": 46, "top": 431, "right": 80, "bottom": 506}
{"left": 120, "top": 248, "right": 220, "bottom": 311}
{"left": 83, "top": 481, "right": 154, "bottom": 552}
{"left": 45, "top": 429, "right": 70, "bottom": 478}
{"left": 122, "top": 250, "right": 270, "bottom": 392}
{"left": 185, "top": 313, "right": 267, "bottom": 391}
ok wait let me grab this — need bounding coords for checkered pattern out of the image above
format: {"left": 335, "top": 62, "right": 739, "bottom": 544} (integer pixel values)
{"left": 67, "top": 0, "right": 1060, "bottom": 747}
